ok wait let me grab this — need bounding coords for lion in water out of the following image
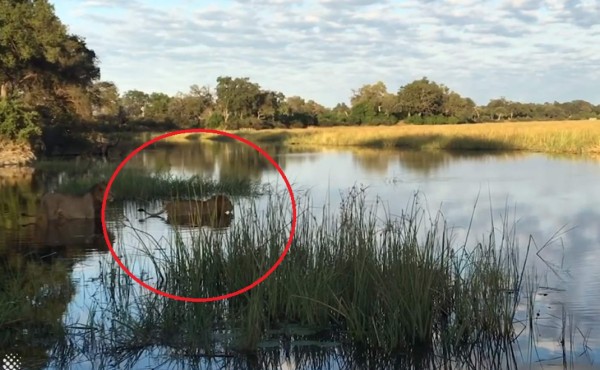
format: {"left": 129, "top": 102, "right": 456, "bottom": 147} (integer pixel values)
{"left": 138, "top": 194, "right": 234, "bottom": 228}
{"left": 23, "top": 181, "right": 112, "bottom": 225}
{"left": 20, "top": 181, "right": 114, "bottom": 248}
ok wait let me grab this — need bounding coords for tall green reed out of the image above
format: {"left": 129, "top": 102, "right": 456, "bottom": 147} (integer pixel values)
{"left": 83, "top": 185, "right": 529, "bottom": 366}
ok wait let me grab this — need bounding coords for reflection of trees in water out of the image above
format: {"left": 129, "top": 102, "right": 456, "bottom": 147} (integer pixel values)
{"left": 395, "top": 151, "right": 451, "bottom": 175}
{"left": 133, "top": 143, "right": 528, "bottom": 183}
{"left": 0, "top": 171, "right": 118, "bottom": 369}
{"left": 1, "top": 167, "right": 122, "bottom": 245}
{"left": 0, "top": 251, "right": 76, "bottom": 369}
{"left": 350, "top": 148, "right": 525, "bottom": 176}
{"left": 0, "top": 169, "right": 38, "bottom": 228}
{"left": 218, "top": 143, "right": 283, "bottom": 181}
{"left": 29, "top": 159, "right": 116, "bottom": 194}
{"left": 131, "top": 147, "right": 176, "bottom": 174}
{"left": 274, "top": 146, "right": 330, "bottom": 167}
{"left": 136, "top": 141, "right": 286, "bottom": 182}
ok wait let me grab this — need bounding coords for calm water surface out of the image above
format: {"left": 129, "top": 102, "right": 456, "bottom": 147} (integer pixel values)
{"left": 1, "top": 141, "right": 600, "bottom": 369}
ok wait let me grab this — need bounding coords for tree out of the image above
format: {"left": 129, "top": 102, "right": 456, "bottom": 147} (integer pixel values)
{"left": 215, "top": 76, "right": 261, "bottom": 127}
{"left": 0, "top": 1, "right": 99, "bottom": 101}
{"left": 0, "top": 0, "right": 100, "bottom": 145}
{"left": 89, "top": 81, "right": 120, "bottom": 117}
{"left": 349, "top": 102, "right": 376, "bottom": 124}
{"left": 560, "top": 100, "right": 595, "bottom": 119}
{"left": 351, "top": 81, "right": 389, "bottom": 113}
{"left": 120, "top": 90, "right": 149, "bottom": 119}
{"left": 278, "top": 96, "right": 320, "bottom": 127}
{"left": 318, "top": 105, "right": 348, "bottom": 126}
{"left": 486, "top": 98, "right": 512, "bottom": 120}
{"left": 333, "top": 103, "right": 350, "bottom": 115}
{"left": 442, "top": 92, "right": 475, "bottom": 122}
{"left": 0, "top": 99, "right": 40, "bottom": 141}
{"left": 145, "top": 92, "right": 172, "bottom": 121}
{"left": 281, "top": 96, "right": 306, "bottom": 115}
{"left": 167, "top": 86, "right": 213, "bottom": 128}
{"left": 255, "top": 90, "right": 284, "bottom": 122}
{"left": 188, "top": 84, "right": 213, "bottom": 112}
{"left": 397, "top": 77, "right": 445, "bottom": 117}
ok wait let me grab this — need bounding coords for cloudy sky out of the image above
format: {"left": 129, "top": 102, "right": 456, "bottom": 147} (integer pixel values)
{"left": 51, "top": 0, "right": 599, "bottom": 107}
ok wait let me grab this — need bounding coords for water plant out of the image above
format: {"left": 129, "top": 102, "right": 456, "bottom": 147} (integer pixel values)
{"left": 53, "top": 186, "right": 532, "bottom": 368}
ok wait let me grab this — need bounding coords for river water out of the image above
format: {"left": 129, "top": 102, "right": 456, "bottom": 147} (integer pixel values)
{"left": 1, "top": 140, "right": 599, "bottom": 369}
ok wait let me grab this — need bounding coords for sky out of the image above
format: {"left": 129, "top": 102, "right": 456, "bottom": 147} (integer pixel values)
{"left": 51, "top": 0, "right": 600, "bottom": 108}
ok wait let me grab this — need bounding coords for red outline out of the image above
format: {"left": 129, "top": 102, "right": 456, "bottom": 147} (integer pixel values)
{"left": 101, "top": 129, "right": 297, "bottom": 303}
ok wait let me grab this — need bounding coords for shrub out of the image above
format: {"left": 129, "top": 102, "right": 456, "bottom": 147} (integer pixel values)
{"left": 0, "top": 99, "right": 41, "bottom": 142}
{"left": 206, "top": 112, "right": 225, "bottom": 128}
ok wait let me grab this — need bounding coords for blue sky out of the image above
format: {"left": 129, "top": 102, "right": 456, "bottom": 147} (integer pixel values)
{"left": 51, "top": 0, "right": 600, "bottom": 107}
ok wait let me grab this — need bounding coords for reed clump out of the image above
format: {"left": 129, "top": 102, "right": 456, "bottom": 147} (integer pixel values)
{"left": 46, "top": 168, "right": 264, "bottom": 201}
{"left": 76, "top": 186, "right": 527, "bottom": 367}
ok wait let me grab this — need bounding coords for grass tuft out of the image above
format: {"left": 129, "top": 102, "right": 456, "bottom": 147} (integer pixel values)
{"left": 59, "top": 186, "right": 532, "bottom": 368}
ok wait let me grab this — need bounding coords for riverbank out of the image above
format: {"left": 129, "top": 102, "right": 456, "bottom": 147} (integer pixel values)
{"left": 158, "top": 120, "right": 600, "bottom": 154}
{"left": 0, "top": 139, "right": 36, "bottom": 167}
{"left": 2, "top": 120, "right": 599, "bottom": 167}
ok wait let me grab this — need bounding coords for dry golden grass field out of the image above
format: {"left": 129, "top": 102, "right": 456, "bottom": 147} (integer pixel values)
{"left": 162, "top": 120, "right": 600, "bottom": 154}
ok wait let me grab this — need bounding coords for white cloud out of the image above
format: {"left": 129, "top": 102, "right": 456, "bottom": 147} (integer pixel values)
{"left": 51, "top": 0, "right": 600, "bottom": 107}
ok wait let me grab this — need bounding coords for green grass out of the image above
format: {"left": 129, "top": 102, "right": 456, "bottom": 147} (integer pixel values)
{"left": 33, "top": 160, "right": 266, "bottom": 201}
{"left": 63, "top": 186, "right": 530, "bottom": 368}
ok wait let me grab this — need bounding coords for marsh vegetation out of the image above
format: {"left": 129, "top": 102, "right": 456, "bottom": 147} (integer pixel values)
{"left": 3, "top": 186, "right": 529, "bottom": 369}
{"left": 180, "top": 120, "right": 600, "bottom": 155}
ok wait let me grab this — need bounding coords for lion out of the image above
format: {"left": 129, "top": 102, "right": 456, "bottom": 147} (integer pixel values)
{"left": 23, "top": 181, "right": 113, "bottom": 225}
{"left": 138, "top": 194, "right": 234, "bottom": 228}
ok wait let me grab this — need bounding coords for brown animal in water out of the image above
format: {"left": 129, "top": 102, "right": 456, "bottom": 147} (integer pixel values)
{"left": 23, "top": 181, "right": 113, "bottom": 225}
{"left": 138, "top": 194, "right": 234, "bottom": 228}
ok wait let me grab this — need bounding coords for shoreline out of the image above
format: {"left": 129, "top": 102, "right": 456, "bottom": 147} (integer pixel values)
{"left": 1, "top": 120, "right": 599, "bottom": 167}
{"left": 0, "top": 140, "right": 36, "bottom": 168}
{"left": 157, "top": 120, "right": 600, "bottom": 155}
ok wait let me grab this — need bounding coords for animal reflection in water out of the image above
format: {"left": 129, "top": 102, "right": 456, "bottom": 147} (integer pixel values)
{"left": 31, "top": 218, "right": 112, "bottom": 248}
{"left": 20, "top": 181, "right": 114, "bottom": 248}
{"left": 138, "top": 194, "right": 234, "bottom": 229}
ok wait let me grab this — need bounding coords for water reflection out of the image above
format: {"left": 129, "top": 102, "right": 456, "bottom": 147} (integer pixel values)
{"left": 131, "top": 141, "right": 279, "bottom": 181}
{"left": 2, "top": 141, "right": 600, "bottom": 369}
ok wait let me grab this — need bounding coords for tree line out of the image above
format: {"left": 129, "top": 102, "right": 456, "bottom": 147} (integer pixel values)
{"left": 1, "top": 0, "right": 599, "bottom": 144}
{"left": 90, "top": 77, "right": 600, "bottom": 130}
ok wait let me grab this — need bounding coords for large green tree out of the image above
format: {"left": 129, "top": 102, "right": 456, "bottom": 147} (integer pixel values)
{"left": 167, "top": 85, "right": 213, "bottom": 128}
{"left": 0, "top": 0, "right": 99, "bottom": 101}
{"left": 89, "top": 81, "right": 119, "bottom": 117}
{"left": 0, "top": 0, "right": 100, "bottom": 143}
{"left": 145, "top": 92, "right": 172, "bottom": 121}
{"left": 215, "top": 76, "right": 261, "bottom": 127}
{"left": 397, "top": 77, "right": 446, "bottom": 117}
{"left": 442, "top": 92, "right": 476, "bottom": 122}
{"left": 351, "top": 81, "right": 390, "bottom": 114}
{"left": 120, "top": 89, "right": 149, "bottom": 119}
{"left": 255, "top": 90, "right": 284, "bottom": 122}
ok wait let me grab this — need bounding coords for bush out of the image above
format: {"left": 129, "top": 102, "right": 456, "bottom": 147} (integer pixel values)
{"left": 0, "top": 99, "right": 41, "bottom": 142}
{"left": 206, "top": 112, "right": 224, "bottom": 128}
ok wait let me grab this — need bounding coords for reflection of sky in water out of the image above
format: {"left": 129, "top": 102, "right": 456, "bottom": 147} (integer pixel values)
{"left": 20, "top": 143, "right": 598, "bottom": 368}
{"left": 266, "top": 149, "right": 600, "bottom": 365}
